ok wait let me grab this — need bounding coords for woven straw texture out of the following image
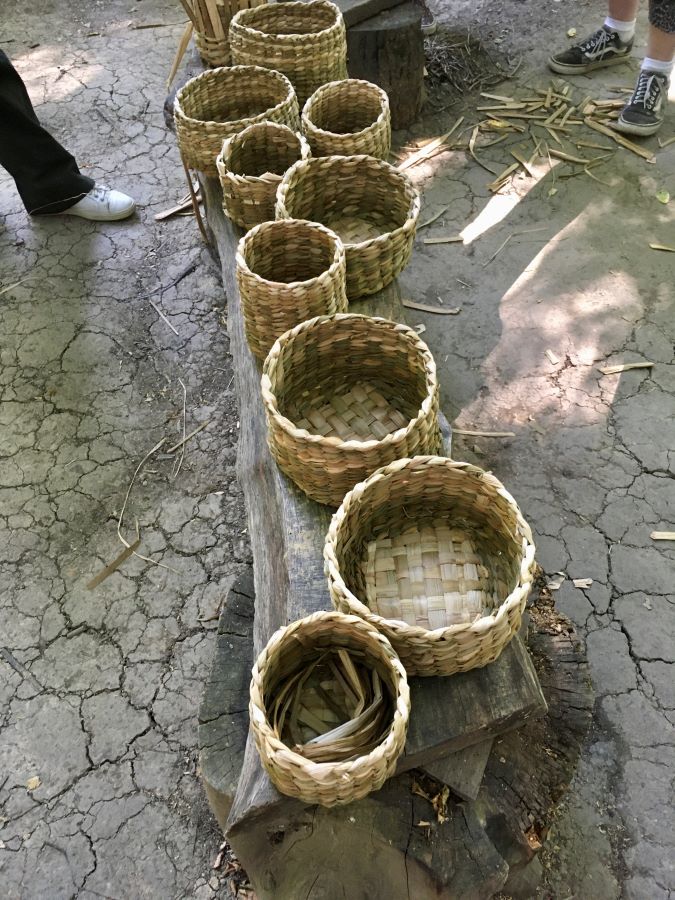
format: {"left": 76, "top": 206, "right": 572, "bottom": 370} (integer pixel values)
{"left": 276, "top": 155, "right": 420, "bottom": 298}
{"left": 261, "top": 314, "right": 441, "bottom": 506}
{"left": 325, "top": 456, "right": 537, "bottom": 677}
{"left": 174, "top": 66, "right": 300, "bottom": 175}
{"left": 188, "top": 0, "right": 268, "bottom": 67}
{"left": 217, "top": 122, "right": 310, "bottom": 230}
{"left": 194, "top": 31, "right": 231, "bottom": 67}
{"left": 237, "top": 219, "right": 348, "bottom": 360}
{"left": 250, "top": 610, "right": 410, "bottom": 806}
{"left": 229, "top": 0, "right": 347, "bottom": 106}
{"left": 302, "top": 79, "right": 391, "bottom": 159}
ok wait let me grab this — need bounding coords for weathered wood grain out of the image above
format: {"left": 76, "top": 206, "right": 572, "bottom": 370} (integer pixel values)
{"left": 347, "top": 3, "right": 425, "bottom": 129}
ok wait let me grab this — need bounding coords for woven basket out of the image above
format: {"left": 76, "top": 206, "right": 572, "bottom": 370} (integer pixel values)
{"left": 262, "top": 314, "right": 441, "bottom": 506}
{"left": 250, "top": 610, "right": 410, "bottom": 806}
{"left": 229, "top": 0, "right": 347, "bottom": 106}
{"left": 302, "top": 79, "right": 391, "bottom": 159}
{"left": 174, "top": 66, "right": 300, "bottom": 175}
{"left": 237, "top": 219, "right": 348, "bottom": 360}
{"left": 276, "top": 155, "right": 420, "bottom": 298}
{"left": 217, "top": 122, "right": 310, "bottom": 230}
{"left": 325, "top": 456, "right": 537, "bottom": 677}
{"left": 187, "top": 0, "right": 268, "bottom": 67}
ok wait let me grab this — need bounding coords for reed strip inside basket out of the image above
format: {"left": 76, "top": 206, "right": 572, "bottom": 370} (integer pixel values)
{"left": 267, "top": 647, "right": 395, "bottom": 762}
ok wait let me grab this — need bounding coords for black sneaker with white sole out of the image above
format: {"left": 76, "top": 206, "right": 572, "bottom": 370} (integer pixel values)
{"left": 548, "top": 25, "right": 633, "bottom": 74}
{"left": 615, "top": 70, "right": 669, "bottom": 135}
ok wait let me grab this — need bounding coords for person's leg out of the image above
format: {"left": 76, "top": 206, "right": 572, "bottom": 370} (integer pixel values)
{"left": 0, "top": 50, "right": 94, "bottom": 214}
{"left": 549, "top": 0, "right": 638, "bottom": 74}
{"left": 616, "top": 6, "right": 675, "bottom": 134}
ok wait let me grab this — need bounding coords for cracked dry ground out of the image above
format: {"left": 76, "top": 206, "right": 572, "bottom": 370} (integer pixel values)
{"left": 1, "top": 0, "right": 674, "bottom": 899}
{"left": 1, "top": 1, "right": 248, "bottom": 897}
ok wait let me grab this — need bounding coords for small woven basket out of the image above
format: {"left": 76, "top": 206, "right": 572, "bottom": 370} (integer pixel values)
{"left": 174, "top": 66, "right": 300, "bottom": 175}
{"left": 276, "top": 155, "right": 420, "bottom": 298}
{"left": 217, "top": 122, "right": 310, "bottom": 230}
{"left": 262, "top": 314, "right": 441, "bottom": 506}
{"left": 250, "top": 610, "right": 410, "bottom": 806}
{"left": 325, "top": 456, "right": 537, "bottom": 677}
{"left": 194, "top": 31, "right": 231, "bottom": 67}
{"left": 229, "top": 0, "right": 347, "bottom": 106}
{"left": 187, "top": 0, "right": 269, "bottom": 67}
{"left": 237, "top": 219, "right": 348, "bottom": 360}
{"left": 302, "top": 79, "right": 391, "bottom": 159}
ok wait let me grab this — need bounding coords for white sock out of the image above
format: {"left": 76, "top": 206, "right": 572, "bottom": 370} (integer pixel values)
{"left": 641, "top": 56, "right": 674, "bottom": 77}
{"left": 604, "top": 16, "right": 636, "bottom": 41}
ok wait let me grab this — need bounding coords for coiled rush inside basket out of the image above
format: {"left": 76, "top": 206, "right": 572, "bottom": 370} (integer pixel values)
{"left": 250, "top": 611, "right": 410, "bottom": 805}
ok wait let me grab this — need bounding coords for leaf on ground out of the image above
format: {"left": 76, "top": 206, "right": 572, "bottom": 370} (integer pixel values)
{"left": 546, "top": 573, "right": 566, "bottom": 591}
{"left": 26, "top": 776, "right": 41, "bottom": 791}
{"left": 655, "top": 190, "right": 670, "bottom": 204}
{"left": 567, "top": 27, "right": 577, "bottom": 37}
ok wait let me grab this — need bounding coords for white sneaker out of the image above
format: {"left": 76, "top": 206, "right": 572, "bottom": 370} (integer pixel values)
{"left": 61, "top": 184, "right": 136, "bottom": 221}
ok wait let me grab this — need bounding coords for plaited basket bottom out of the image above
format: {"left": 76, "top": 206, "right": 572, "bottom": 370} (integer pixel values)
{"left": 364, "top": 523, "right": 514, "bottom": 628}
{"left": 294, "top": 382, "right": 412, "bottom": 442}
{"left": 321, "top": 212, "right": 387, "bottom": 245}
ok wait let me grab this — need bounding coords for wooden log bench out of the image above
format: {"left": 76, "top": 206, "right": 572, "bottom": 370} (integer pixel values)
{"left": 192, "top": 176, "right": 593, "bottom": 898}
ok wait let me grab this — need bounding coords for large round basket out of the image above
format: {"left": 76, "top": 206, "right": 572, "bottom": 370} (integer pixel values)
{"left": 250, "top": 610, "right": 410, "bottom": 806}
{"left": 217, "top": 122, "right": 310, "bottom": 230}
{"left": 237, "top": 219, "right": 348, "bottom": 360}
{"left": 302, "top": 79, "right": 391, "bottom": 159}
{"left": 174, "top": 66, "right": 300, "bottom": 175}
{"left": 325, "top": 456, "right": 537, "bottom": 677}
{"left": 229, "top": 0, "right": 347, "bottom": 106}
{"left": 261, "top": 314, "right": 441, "bottom": 506}
{"left": 276, "top": 155, "right": 420, "bottom": 298}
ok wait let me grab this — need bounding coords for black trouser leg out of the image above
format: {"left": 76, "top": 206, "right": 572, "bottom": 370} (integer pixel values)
{"left": 0, "top": 50, "right": 94, "bottom": 214}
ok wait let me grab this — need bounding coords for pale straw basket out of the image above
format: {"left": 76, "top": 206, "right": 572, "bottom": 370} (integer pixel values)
{"left": 250, "top": 610, "right": 410, "bottom": 805}
{"left": 325, "top": 456, "right": 537, "bottom": 677}
{"left": 276, "top": 155, "right": 420, "bottom": 298}
{"left": 175, "top": 66, "right": 300, "bottom": 175}
{"left": 217, "top": 122, "right": 310, "bottom": 229}
{"left": 302, "top": 79, "right": 391, "bottom": 159}
{"left": 229, "top": 0, "right": 347, "bottom": 106}
{"left": 261, "top": 313, "right": 441, "bottom": 506}
{"left": 236, "top": 219, "right": 348, "bottom": 361}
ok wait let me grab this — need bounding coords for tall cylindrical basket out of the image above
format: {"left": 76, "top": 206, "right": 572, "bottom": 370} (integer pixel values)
{"left": 302, "top": 79, "right": 391, "bottom": 159}
{"left": 237, "top": 219, "right": 348, "bottom": 360}
{"left": 229, "top": 0, "right": 347, "bottom": 106}
{"left": 217, "top": 121, "right": 310, "bottom": 230}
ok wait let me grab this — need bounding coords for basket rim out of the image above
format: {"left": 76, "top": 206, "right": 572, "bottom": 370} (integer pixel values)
{"left": 231, "top": 0, "right": 343, "bottom": 43}
{"left": 174, "top": 65, "right": 296, "bottom": 129}
{"left": 236, "top": 218, "right": 346, "bottom": 289}
{"left": 250, "top": 609, "right": 410, "bottom": 775}
{"left": 261, "top": 313, "right": 438, "bottom": 452}
{"left": 275, "top": 154, "right": 420, "bottom": 252}
{"left": 324, "top": 455, "right": 537, "bottom": 639}
{"left": 302, "top": 79, "right": 390, "bottom": 142}
{"left": 217, "top": 121, "right": 310, "bottom": 179}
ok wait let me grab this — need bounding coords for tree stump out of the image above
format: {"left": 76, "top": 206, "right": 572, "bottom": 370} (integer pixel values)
{"left": 347, "top": 3, "right": 425, "bottom": 129}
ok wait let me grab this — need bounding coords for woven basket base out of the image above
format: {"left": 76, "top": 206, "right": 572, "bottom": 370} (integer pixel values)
{"left": 322, "top": 213, "right": 389, "bottom": 245}
{"left": 363, "top": 523, "right": 501, "bottom": 628}
{"left": 294, "top": 381, "right": 412, "bottom": 442}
